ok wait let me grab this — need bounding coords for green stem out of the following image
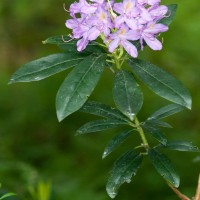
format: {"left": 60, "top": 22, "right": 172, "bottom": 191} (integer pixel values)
{"left": 134, "top": 116, "right": 149, "bottom": 149}
{"left": 113, "top": 53, "right": 121, "bottom": 69}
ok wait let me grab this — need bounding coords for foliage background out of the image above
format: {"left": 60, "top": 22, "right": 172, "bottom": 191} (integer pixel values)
{"left": 0, "top": 0, "right": 199, "bottom": 199}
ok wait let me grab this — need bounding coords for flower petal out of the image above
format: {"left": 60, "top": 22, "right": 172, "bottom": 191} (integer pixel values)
{"left": 77, "top": 38, "right": 89, "bottom": 51}
{"left": 145, "top": 23, "right": 168, "bottom": 34}
{"left": 150, "top": 5, "right": 168, "bottom": 17}
{"left": 87, "top": 27, "right": 101, "bottom": 41}
{"left": 109, "top": 38, "right": 120, "bottom": 52}
{"left": 114, "top": 16, "right": 125, "bottom": 28}
{"left": 122, "top": 40, "right": 138, "bottom": 58}
{"left": 143, "top": 34, "right": 162, "bottom": 50}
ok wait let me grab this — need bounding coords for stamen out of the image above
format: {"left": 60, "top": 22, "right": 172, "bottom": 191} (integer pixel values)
{"left": 62, "top": 35, "right": 74, "bottom": 43}
{"left": 63, "top": 3, "right": 70, "bottom": 12}
{"left": 164, "top": 10, "right": 171, "bottom": 18}
{"left": 107, "top": 0, "right": 117, "bottom": 18}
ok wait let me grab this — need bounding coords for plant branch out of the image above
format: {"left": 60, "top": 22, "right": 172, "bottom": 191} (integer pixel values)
{"left": 167, "top": 183, "right": 191, "bottom": 200}
{"left": 134, "top": 116, "right": 149, "bottom": 150}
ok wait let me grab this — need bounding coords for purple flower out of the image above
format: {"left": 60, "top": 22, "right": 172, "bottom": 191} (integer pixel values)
{"left": 138, "top": 0, "right": 160, "bottom": 6}
{"left": 109, "top": 25, "right": 140, "bottom": 57}
{"left": 65, "top": 0, "right": 170, "bottom": 57}
{"left": 113, "top": 0, "right": 141, "bottom": 29}
{"left": 140, "top": 22, "right": 168, "bottom": 50}
{"left": 87, "top": 6, "right": 114, "bottom": 36}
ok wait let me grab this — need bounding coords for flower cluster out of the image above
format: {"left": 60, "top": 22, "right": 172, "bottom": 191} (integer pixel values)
{"left": 65, "top": 0, "right": 169, "bottom": 58}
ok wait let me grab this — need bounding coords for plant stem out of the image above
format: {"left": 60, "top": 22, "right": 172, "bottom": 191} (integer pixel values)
{"left": 167, "top": 182, "right": 191, "bottom": 200}
{"left": 134, "top": 116, "right": 149, "bottom": 149}
{"left": 113, "top": 53, "right": 121, "bottom": 69}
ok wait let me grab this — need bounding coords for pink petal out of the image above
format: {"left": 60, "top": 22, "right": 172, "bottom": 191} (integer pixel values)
{"left": 150, "top": 5, "right": 168, "bottom": 17}
{"left": 109, "top": 38, "right": 120, "bottom": 52}
{"left": 145, "top": 23, "right": 168, "bottom": 34}
{"left": 148, "top": 0, "right": 161, "bottom": 5}
{"left": 87, "top": 27, "right": 101, "bottom": 41}
{"left": 77, "top": 38, "right": 89, "bottom": 51}
{"left": 114, "top": 16, "right": 125, "bottom": 28}
{"left": 143, "top": 34, "right": 162, "bottom": 50}
{"left": 122, "top": 40, "right": 138, "bottom": 58}
{"left": 65, "top": 19, "right": 78, "bottom": 29}
{"left": 125, "top": 18, "right": 138, "bottom": 30}
{"left": 113, "top": 3, "right": 123, "bottom": 14}
{"left": 125, "top": 30, "right": 140, "bottom": 41}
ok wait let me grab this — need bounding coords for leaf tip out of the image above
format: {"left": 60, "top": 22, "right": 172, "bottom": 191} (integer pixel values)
{"left": 42, "top": 40, "right": 47, "bottom": 44}
{"left": 8, "top": 79, "right": 14, "bottom": 85}
{"left": 102, "top": 151, "right": 108, "bottom": 159}
{"left": 106, "top": 188, "right": 117, "bottom": 199}
{"left": 75, "top": 128, "right": 84, "bottom": 136}
{"left": 186, "top": 101, "right": 192, "bottom": 110}
{"left": 56, "top": 112, "right": 65, "bottom": 122}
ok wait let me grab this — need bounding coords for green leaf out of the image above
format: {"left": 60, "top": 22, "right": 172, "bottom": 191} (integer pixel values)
{"left": 148, "top": 104, "right": 184, "bottom": 121}
{"left": 146, "top": 119, "right": 172, "bottom": 128}
{"left": 80, "top": 101, "right": 129, "bottom": 122}
{"left": 56, "top": 54, "right": 106, "bottom": 121}
{"left": 113, "top": 70, "right": 143, "bottom": 121}
{"left": 0, "top": 193, "right": 16, "bottom": 200}
{"left": 129, "top": 59, "right": 192, "bottom": 109}
{"left": 148, "top": 149, "right": 180, "bottom": 188}
{"left": 161, "top": 141, "right": 200, "bottom": 152}
{"left": 43, "top": 35, "right": 104, "bottom": 54}
{"left": 9, "top": 53, "right": 86, "bottom": 83}
{"left": 142, "top": 124, "right": 167, "bottom": 145}
{"left": 103, "top": 129, "right": 133, "bottom": 159}
{"left": 76, "top": 119, "right": 129, "bottom": 135}
{"left": 106, "top": 150, "right": 143, "bottom": 199}
{"left": 159, "top": 4, "right": 178, "bottom": 26}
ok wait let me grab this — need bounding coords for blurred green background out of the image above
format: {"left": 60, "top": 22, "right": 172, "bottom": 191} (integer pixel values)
{"left": 0, "top": 0, "right": 200, "bottom": 199}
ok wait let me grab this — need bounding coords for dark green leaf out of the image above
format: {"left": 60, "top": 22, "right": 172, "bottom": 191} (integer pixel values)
{"left": 80, "top": 101, "right": 129, "bottom": 122}
{"left": 142, "top": 124, "right": 167, "bottom": 145}
{"left": 0, "top": 193, "right": 16, "bottom": 200}
{"left": 148, "top": 149, "right": 180, "bottom": 187}
{"left": 129, "top": 59, "right": 192, "bottom": 109}
{"left": 113, "top": 70, "right": 143, "bottom": 121}
{"left": 56, "top": 54, "right": 106, "bottom": 121}
{"left": 103, "top": 129, "right": 133, "bottom": 159}
{"left": 161, "top": 141, "right": 200, "bottom": 152}
{"left": 76, "top": 119, "right": 129, "bottom": 135}
{"left": 146, "top": 119, "right": 172, "bottom": 128}
{"left": 43, "top": 35, "right": 104, "bottom": 54}
{"left": 106, "top": 150, "right": 143, "bottom": 199}
{"left": 159, "top": 4, "right": 178, "bottom": 26}
{"left": 148, "top": 104, "right": 184, "bottom": 120}
{"left": 9, "top": 53, "right": 85, "bottom": 83}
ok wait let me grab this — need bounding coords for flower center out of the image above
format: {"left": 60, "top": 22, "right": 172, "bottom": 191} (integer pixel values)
{"left": 99, "top": 12, "right": 107, "bottom": 22}
{"left": 124, "top": 2, "right": 133, "bottom": 12}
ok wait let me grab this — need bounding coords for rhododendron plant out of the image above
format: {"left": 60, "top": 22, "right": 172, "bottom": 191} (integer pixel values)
{"left": 9, "top": 0, "right": 199, "bottom": 199}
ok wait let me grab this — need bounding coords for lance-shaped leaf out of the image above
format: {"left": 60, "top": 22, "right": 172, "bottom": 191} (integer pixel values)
{"left": 113, "top": 70, "right": 143, "bottom": 121}
{"left": 9, "top": 53, "right": 86, "bottom": 83}
{"left": 160, "top": 141, "right": 200, "bottom": 152}
{"left": 0, "top": 193, "right": 16, "bottom": 200}
{"left": 159, "top": 4, "right": 178, "bottom": 26}
{"left": 102, "top": 129, "right": 133, "bottom": 159}
{"left": 43, "top": 35, "right": 104, "bottom": 54}
{"left": 80, "top": 101, "right": 129, "bottom": 122}
{"left": 142, "top": 124, "right": 167, "bottom": 145}
{"left": 129, "top": 59, "right": 192, "bottom": 109}
{"left": 76, "top": 119, "right": 129, "bottom": 135}
{"left": 148, "top": 104, "right": 184, "bottom": 121}
{"left": 56, "top": 54, "right": 106, "bottom": 121}
{"left": 106, "top": 150, "right": 143, "bottom": 199}
{"left": 148, "top": 149, "right": 180, "bottom": 188}
{"left": 146, "top": 119, "right": 172, "bottom": 128}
